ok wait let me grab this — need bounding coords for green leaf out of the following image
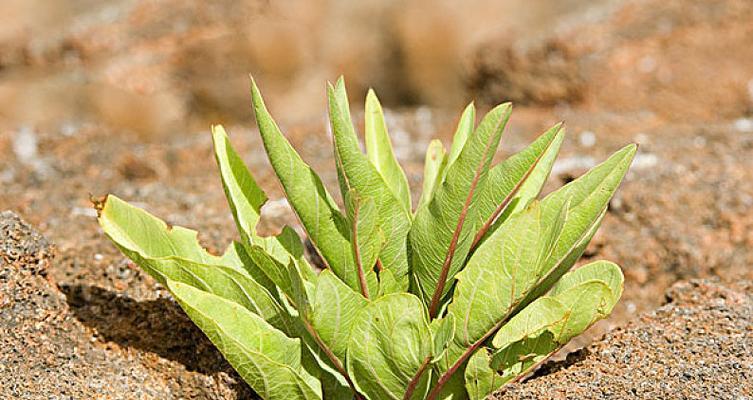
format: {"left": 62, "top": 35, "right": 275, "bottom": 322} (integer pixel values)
{"left": 489, "top": 272, "right": 619, "bottom": 377}
{"left": 445, "top": 102, "right": 475, "bottom": 175}
{"left": 223, "top": 245, "right": 356, "bottom": 393}
{"left": 491, "top": 331, "right": 558, "bottom": 385}
{"left": 164, "top": 258, "right": 296, "bottom": 333}
{"left": 344, "top": 190, "right": 382, "bottom": 298}
{"left": 311, "top": 269, "right": 369, "bottom": 361}
{"left": 212, "top": 125, "right": 319, "bottom": 283}
{"left": 550, "top": 260, "right": 623, "bottom": 310}
{"left": 219, "top": 240, "right": 249, "bottom": 271}
{"left": 99, "top": 195, "right": 224, "bottom": 266}
{"left": 491, "top": 297, "right": 568, "bottom": 350}
{"left": 549, "top": 280, "right": 613, "bottom": 342}
{"left": 320, "top": 372, "right": 354, "bottom": 400}
{"left": 347, "top": 294, "right": 433, "bottom": 400}
{"left": 251, "top": 78, "right": 357, "bottom": 289}
{"left": 211, "top": 125, "right": 267, "bottom": 244}
{"left": 255, "top": 226, "right": 317, "bottom": 282}
{"left": 365, "top": 89, "right": 412, "bottom": 214}
{"left": 167, "top": 280, "right": 321, "bottom": 400}
{"left": 464, "top": 348, "right": 505, "bottom": 400}
{"left": 410, "top": 103, "right": 512, "bottom": 315}
{"left": 377, "top": 268, "right": 403, "bottom": 296}
{"left": 486, "top": 298, "right": 569, "bottom": 390}
{"left": 430, "top": 313, "right": 456, "bottom": 364}
{"left": 246, "top": 244, "right": 313, "bottom": 317}
{"left": 416, "top": 139, "right": 447, "bottom": 211}
{"left": 471, "top": 124, "right": 565, "bottom": 248}
{"left": 327, "top": 80, "right": 412, "bottom": 290}
{"left": 97, "top": 196, "right": 303, "bottom": 328}
{"left": 516, "top": 144, "right": 636, "bottom": 308}
{"left": 440, "top": 145, "right": 635, "bottom": 381}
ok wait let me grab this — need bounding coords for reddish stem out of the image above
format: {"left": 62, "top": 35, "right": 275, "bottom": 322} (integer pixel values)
{"left": 301, "top": 318, "right": 365, "bottom": 399}
{"left": 352, "top": 203, "right": 370, "bottom": 299}
{"left": 470, "top": 130, "right": 559, "bottom": 250}
{"left": 425, "top": 316, "right": 508, "bottom": 400}
{"left": 403, "top": 356, "right": 432, "bottom": 400}
{"left": 427, "top": 118, "right": 501, "bottom": 318}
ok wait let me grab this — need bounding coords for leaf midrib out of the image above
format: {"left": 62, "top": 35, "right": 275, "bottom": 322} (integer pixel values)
{"left": 427, "top": 111, "right": 507, "bottom": 318}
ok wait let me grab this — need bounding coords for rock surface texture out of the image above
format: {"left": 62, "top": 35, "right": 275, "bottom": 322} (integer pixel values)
{"left": 3, "top": 212, "right": 752, "bottom": 399}
{"left": 0, "top": 211, "right": 255, "bottom": 399}
{"left": 1, "top": 0, "right": 752, "bottom": 398}
{"left": 492, "top": 280, "right": 753, "bottom": 399}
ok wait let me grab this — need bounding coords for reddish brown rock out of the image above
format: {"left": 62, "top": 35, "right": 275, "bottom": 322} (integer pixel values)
{"left": 492, "top": 280, "right": 753, "bottom": 399}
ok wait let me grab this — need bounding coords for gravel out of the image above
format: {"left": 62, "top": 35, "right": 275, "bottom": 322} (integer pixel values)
{"left": 0, "top": 211, "right": 254, "bottom": 399}
{"left": 492, "top": 280, "right": 753, "bottom": 399}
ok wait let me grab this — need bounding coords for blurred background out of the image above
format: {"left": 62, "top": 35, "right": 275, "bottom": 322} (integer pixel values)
{"left": 2, "top": 0, "right": 753, "bottom": 397}
{"left": 1, "top": 0, "right": 751, "bottom": 133}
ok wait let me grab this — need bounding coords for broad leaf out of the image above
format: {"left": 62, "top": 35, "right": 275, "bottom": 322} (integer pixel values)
{"left": 491, "top": 331, "right": 558, "bottom": 386}
{"left": 430, "top": 313, "right": 456, "bottom": 364}
{"left": 320, "top": 372, "right": 355, "bottom": 400}
{"left": 344, "top": 190, "right": 382, "bottom": 298}
{"left": 212, "top": 125, "right": 317, "bottom": 280}
{"left": 99, "top": 195, "right": 224, "bottom": 266}
{"left": 328, "top": 80, "right": 412, "bottom": 290}
{"left": 550, "top": 260, "right": 623, "bottom": 310}
{"left": 464, "top": 348, "right": 505, "bottom": 400}
{"left": 471, "top": 124, "right": 565, "bottom": 248}
{"left": 255, "top": 226, "right": 318, "bottom": 283}
{"left": 440, "top": 145, "right": 635, "bottom": 381}
{"left": 410, "top": 103, "right": 512, "bottom": 315}
{"left": 347, "top": 294, "right": 433, "bottom": 400}
{"left": 220, "top": 240, "right": 250, "bottom": 271}
{"left": 246, "top": 244, "right": 313, "bottom": 317}
{"left": 377, "top": 268, "right": 403, "bottom": 296}
{"left": 211, "top": 125, "right": 267, "bottom": 244}
{"left": 168, "top": 280, "right": 322, "bottom": 400}
{"left": 311, "top": 269, "right": 369, "bottom": 361}
{"left": 251, "top": 78, "right": 358, "bottom": 289}
{"left": 549, "top": 280, "right": 613, "bottom": 341}
{"left": 491, "top": 297, "right": 567, "bottom": 350}
{"left": 365, "top": 89, "right": 412, "bottom": 214}
{"left": 97, "top": 196, "right": 303, "bottom": 327}
{"left": 516, "top": 144, "right": 635, "bottom": 308}
{"left": 416, "top": 139, "right": 447, "bottom": 210}
{"left": 489, "top": 268, "right": 621, "bottom": 377}
{"left": 158, "top": 258, "right": 296, "bottom": 333}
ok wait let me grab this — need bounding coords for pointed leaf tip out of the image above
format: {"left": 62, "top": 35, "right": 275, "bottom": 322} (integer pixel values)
{"left": 364, "top": 85, "right": 412, "bottom": 214}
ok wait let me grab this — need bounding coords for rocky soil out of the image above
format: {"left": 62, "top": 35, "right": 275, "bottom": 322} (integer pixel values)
{"left": 469, "top": 0, "right": 753, "bottom": 123}
{"left": 0, "top": 211, "right": 255, "bottom": 399}
{"left": 493, "top": 280, "right": 753, "bottom": 399}
{"left": 2, "top": 109, "right": 752, "bottom": 398}
{"left": 1, "top": 0, "right": 753, "bottom": 398}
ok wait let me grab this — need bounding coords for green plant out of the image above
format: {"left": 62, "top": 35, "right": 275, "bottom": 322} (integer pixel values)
{"left": 98, "top": 77, "right": 635, "bottom": 400}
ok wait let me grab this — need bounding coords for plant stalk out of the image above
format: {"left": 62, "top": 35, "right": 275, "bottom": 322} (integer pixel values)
{"left": 425, "top": 317, "right": 508, "bottom": 400}
{"left": 470, "top": 131, "right": 559, "bottom": 250}
{"left": 427, "top": 122, "right": 500, "bottom": 318}
{"left": 301, "top": 318, "right": 365, "bottom": 400}
{"left": 352, "top": 203, "right": 370, "bottom": 299}
{"left": 403, "top": 356, "right": 432, "bottom": 400}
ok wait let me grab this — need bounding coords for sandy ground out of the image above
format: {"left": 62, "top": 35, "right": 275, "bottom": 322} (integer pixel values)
{"left": 494, "top": 280, "right": 753, "bottom": 399}
{"left": 1, "top": 0, "right": 753, "bottom": 398}
{"left": 1, "top": 105, "right": 752, "bottom": 398}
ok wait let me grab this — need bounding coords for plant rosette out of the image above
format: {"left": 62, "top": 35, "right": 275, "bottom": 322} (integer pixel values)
{"left": 98, "top": 77, "right": 635, "bottom": 400}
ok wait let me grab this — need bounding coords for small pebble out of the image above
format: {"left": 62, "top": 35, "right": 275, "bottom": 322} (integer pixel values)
{"left": 734, "top": 118, "right": 753, "bottom": 133}
{"left": 579, "top": 131, "right": 596, "bottom": 148}
{"left": 71, "top": 207, "right": 98, "bottom": 218}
